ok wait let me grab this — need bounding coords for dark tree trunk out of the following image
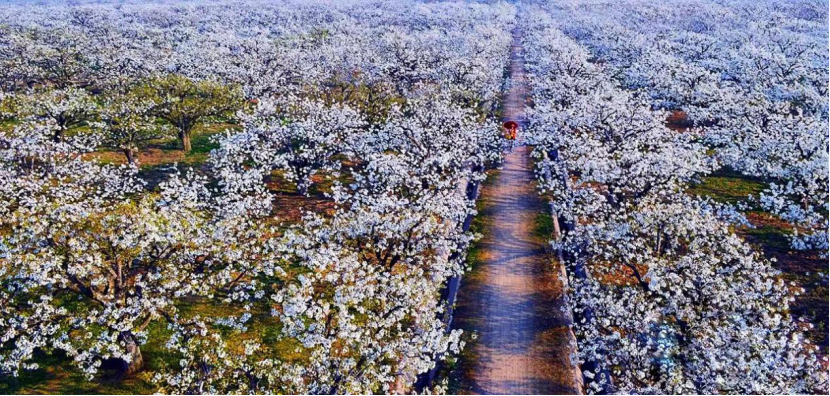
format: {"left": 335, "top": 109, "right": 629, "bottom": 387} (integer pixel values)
{"left": 123, "top": 148, "right": 136, "bottom": 165}
{"left": 117, "top": 331, "right": 144, "bottom": 376}
{"left": 53, "top": 128, "right": 65, "bottom": 143}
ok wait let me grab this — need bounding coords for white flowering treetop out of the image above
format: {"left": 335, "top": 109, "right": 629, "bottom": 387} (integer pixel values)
{"left": 545, "top": 0, "right": 828, "bottom": 254}
{"left": 522, "top": 4, "right": 827, "bottom": 394}
{"left": 0, "top": 117, "right": 282, "bottom": 377}
{"left": 0, "top": 1, "right": 513, "bottom": 394}
{"left": 2, "top": 0, "right": 823, "bottom": 394}
{"left": 94, "top": 91, "right": 170, "bottom": 164}
{"left": 11, "top": 87, "right": 98, "bottom": 142}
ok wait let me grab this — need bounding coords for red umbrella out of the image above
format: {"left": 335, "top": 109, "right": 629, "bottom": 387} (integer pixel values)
{"left": 502, "top": 121, "right": 518, "bottom": 140}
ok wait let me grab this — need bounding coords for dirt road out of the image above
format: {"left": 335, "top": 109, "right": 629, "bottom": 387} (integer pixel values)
{"left": 449, "top": 27, "right": 580, "bottom": 395}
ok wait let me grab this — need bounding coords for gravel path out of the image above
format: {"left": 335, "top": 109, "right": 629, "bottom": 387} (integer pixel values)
{"left": 449, "top": 27, "right": 580, "bottom": 395}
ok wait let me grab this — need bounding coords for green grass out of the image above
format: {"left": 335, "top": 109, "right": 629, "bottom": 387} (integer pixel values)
{"left": 1, "top": 297, "right": 302, "bottom": 395}
{"left": 533, "top": 210, "right": 555, "bottom": 243}
{"left": 155, "top": 123, "right": 240, "bottom": 165}
{"left": 0, "top": 118, "right": 19, "bottom": 133}
{"left": 740, "top": 213, "right": 793, "bottom": 251}
{"left": 687, "top": 168, "right": 767, "bottom": 207}
{"left": 0, "top": 314, "right": 185, "bottom": 394}
{"left": 0, "top": 342, "right": 159, "bottom": 395}
{"left": 686, "top": 169, "right": 792, "bottom": 248}
{"left": 464, "top": 170, "right": 499, "bottom": 272}
{"left": 687, "top": 168, "right": 828, "bottom": 355}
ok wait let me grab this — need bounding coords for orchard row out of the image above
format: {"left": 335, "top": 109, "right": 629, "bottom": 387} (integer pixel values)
{"left": 523, "top": 1, "right": 827, "bottom": 394}
{"left": 0, "top": 1, "right": 512, "bottom": 393}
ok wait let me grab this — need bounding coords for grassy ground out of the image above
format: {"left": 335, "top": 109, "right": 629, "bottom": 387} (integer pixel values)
{"left": 1, "top": 297, "right": 309, "bottom": 395}
{"left": 687, "top": 168, "right": 767, "bottom": 207}
{"left": 92, "top": 122, "right": 238, "bottom": 165}
{"left": 688, "top": 168, "right": 828, "bottom": 354}
{"left": 0, "top": 119, "right": 19, "bottom": 133}
{"left": 0, "top": 324, "right": 169, "bottom": 394}
{"left": 533, "top": 210, "right": 555, "bottom": 245}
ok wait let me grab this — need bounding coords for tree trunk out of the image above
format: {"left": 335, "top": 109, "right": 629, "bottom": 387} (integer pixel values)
{"left": 117, "top": 331, "right": 144, "bottom": 376}
{"left": 53, "top": 128, "right": 65, "bottom": 143}
{"left": 294, "top": 164, "right": 311, "bottom": 195}
{"left": 179, "top": 130, "right": 192, "bottom": 153}
{"left": 123, "top": 148, "right": 136, "bottom": 165}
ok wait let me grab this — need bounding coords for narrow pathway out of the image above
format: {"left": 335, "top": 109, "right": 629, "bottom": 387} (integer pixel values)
{"left": 502, "top": 28, "right": 528, "bottom": 127}
{"left": 450, "top": 28, "right": 580, "bottom": 395}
